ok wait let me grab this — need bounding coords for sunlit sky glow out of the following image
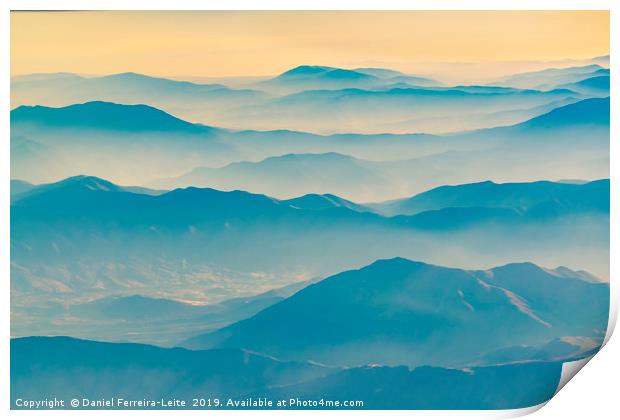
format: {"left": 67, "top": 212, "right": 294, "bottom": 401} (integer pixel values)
{"left": 11, "top": 10, "right": 609, "bottom": 80}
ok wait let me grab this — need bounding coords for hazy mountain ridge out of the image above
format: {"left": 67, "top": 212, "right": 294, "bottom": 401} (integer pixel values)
{"left": 11, "top": 175, "right": 608, "bottom": 228}
{"left": 492, "top": 64, "right": 609, "bottom": 90}
{"left": 11, "top": 101, "right": 214, "bottom": 133}
{"left": 183, "top": 258, "right": 608, "bottom": 367}
{"left": 257, "top": 65, "right": 441, "bottom": 94}
{"left": 230, "top": 83, "right": 580, "bottom": 133}
{"left": 372, "top": 179, "right": 609, "bottom": 216}
{"left": 11, "top": 71, "right": 271, "bottom": 124}
{"left": 11, "top": 175, "right": 609, "bottom": 306}
{"left": 11, "top": 64, "right": 604, "bottom": 134}
{"left": 11, "top": 97, "right": 609, "bottom": 196}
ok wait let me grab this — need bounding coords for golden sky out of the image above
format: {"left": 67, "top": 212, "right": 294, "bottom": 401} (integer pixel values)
{"left": 11, "top": 11, "right": 610, "bottom": 78}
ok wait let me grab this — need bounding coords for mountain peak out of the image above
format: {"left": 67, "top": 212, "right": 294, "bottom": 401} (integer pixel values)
{"left": 107, "top": 71, "right": 145, "bottom": 78}
{"left": 57, "top": 175, "right": 121, "bottom": 191}
{"left": 276, "top": 66, "right": 374, "bottom": 81}
{"left": 263, "top": 152, "right": 356, "bottom": 164}
{"left": 184, "top": 256, "right": 608, "bottom": 366}
{"left": 279, "top": 65, "right": 334, "bottom": 77}
{"left": 282, "top": 193, "right": 369, "bottom": 212}
{"left": 10, "top": 175, "right": 125, "bottom": 205}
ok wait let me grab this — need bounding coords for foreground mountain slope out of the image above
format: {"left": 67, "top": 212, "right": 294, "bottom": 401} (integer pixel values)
{"left": 183, "top": 258, "right": 608, "bottom": 366}
{"left": 11, "top": 336, "right": 331, "bottom": 405}
{"left": 258, "top": 362, "right": 562, "bottom": 410}
{"left": 11, "top": 336, "right": 563, "bottom": 409}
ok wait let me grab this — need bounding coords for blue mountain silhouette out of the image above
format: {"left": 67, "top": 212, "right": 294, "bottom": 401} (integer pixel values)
{"left": 277, "top": 65, "right": 374, "bottom": 81}
{"left": 516, "top": 97, "right": 609, "bottom": 129}
{"left": 13, "top": 175, "right": 608, "bottom": 229}
{"left": 258, "top": 362, "right": 563, "bottom": 409}
{"left": 374, "top": 179, "right": 609, "bottom": 216}
{"left": 183, "top": 258, "right": 608, "bottom": 367}
{"left": 11, "top": 101, "right": 213, "bottom": 133}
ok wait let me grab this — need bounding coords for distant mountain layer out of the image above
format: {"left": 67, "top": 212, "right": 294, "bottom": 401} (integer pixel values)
{"left": 241, "top": 84, "right": 577, "bottom": 133}
{"left": 11, "top": 71, "right": 269, "bottom": 121}
{"left": 183, "top": 258, "right": 608, "bottom": 367}
{"left": 558, "top": 76, "right": 610, "bottom": 96}
{"left": 276, "top": 65, "right": 375, "bottom": 81}
{"left": 156, "top": 94, "right": 610, "bottom": 198}
{"left": 11, "top": 97, "right": 609, "bottom": 194}
{"left": 11, "top": 95, "right": 607, "bottom": 137}
{"left": 12, "top": 66, "right": 596, "bottom": 134}
{"left": 11, "top": 336, "right": 563, "bottom": 409}
{"left": 11, "top": 101, "right": 213, "bottom": 133}
{"left": 260, "top": 65, "right": 441, "bottom": 93}
{"left": 155, "top": 152, "right": 395, "bottom": 201}
{"left": 493, "top": 64, "right": 609, "bottom": 90}
{"left": 11, "top": 175, "right": 166, "bottom": 201}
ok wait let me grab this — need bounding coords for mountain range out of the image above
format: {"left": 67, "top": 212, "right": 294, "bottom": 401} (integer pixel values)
{"left": 11, "top": 71, "right": 269, "bottom": 124}
{"left": 11, "top": 97, "right": 609, "bottom": 198}
{"left": 11, "top": 101, "right": 214, "bottom": 134}
{"left": 11, "top": 336, "right": 331, "bottom": 405}
{"left": 257, "top": 65, "right": 440, "bottom": 94}
{"left": 11, "top": 336, "right": 565, "bottom": 409}
{"left": 12, "top": 64, "right": 608, "bottom": 134}
{"left": 10, "top": 175, "right": 609, "bottom": 306}
{"left": 372, "top": 179, "right": 609, "bottom": 216}
{"left": 257, "top": 362, "right": 564, "bottom": 410}
{"left": 226, "top": 84, "right": 580, "bottom": 134}
{"left": 183, "top": 258, "right": 608, "bottom": 367}
{"left": 492, "top": 64, "right": 609, "bottom": 90}
{"left": 9, "top": 59, "right": 611, "bottom": 410}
